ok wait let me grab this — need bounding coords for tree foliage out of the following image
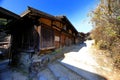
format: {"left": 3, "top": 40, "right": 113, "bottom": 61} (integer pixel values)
{"left": 90, "top": 0, "right": 120, "bottom": 69}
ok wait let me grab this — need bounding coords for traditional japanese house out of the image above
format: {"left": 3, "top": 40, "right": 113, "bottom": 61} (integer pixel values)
{"left": 77, "top": 32, "right": 86, "bottom": 43}
{"left": 56, "top": 16, "right": 78, "bottom": 47}
{"left": 0, "top": 7, "right": 19, "bottom": 43}
{"left": 0, "top": 7, "right": 20, "bottom": 32}
{"left": 4, "top": 7, "right": 79, "bottom": 68}
{"left": 0, "top": 7, "right": 19, "bottom": 59}
{"left": 9, "top": 7, "right": 78, "bottom": 54}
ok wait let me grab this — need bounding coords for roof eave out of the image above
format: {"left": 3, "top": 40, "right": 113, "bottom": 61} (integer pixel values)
{"left": 63, "top": 16, "right": 78, "bottom": 33}
{"left": 0, "top": 7, "right": 20, "bottom": 19}
{"left": 20, "top": 6, "right": 61, "bottom": 21}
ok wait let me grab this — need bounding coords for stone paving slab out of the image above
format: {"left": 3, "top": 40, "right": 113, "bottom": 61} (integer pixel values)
{"left": 48, "top": 61, "right": 84, "bottom": 80}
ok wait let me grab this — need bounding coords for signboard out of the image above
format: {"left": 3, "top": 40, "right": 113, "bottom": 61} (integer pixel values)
{"left": 55, "top": 36, "right": 60, "bottom": 41}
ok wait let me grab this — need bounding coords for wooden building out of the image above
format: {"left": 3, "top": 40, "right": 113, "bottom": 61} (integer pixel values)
{"left": 0, "top": 7, "right": 19, "bottom": 59}
{"left": 0, "top": 7, "right": 80, "bottom": 68}
{"left": 0, "top": 7, "right": 83, "bottom": 72}
{"left": 9, "top": 7, "right": 78, "bottom": 54}
{"left": 56, "top": 16, "right": 78, "bottom": 47}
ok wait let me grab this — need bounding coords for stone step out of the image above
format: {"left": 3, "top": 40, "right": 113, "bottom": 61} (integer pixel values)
{"left": 38, "top": 68, "right": 57, "bottom": 80}
{"left": 58, "top": 60, "right": 106, "bottom": 80}
{"left": 48, "top": 61, "right": 83, "bottom": 80}
{"left": 0, "top": 60, "right": 31, "bottom": 80}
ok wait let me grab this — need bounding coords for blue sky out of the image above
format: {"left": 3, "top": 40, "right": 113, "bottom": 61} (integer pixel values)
{"left": 0, "top": 0, "right": 99, "bottom": 33}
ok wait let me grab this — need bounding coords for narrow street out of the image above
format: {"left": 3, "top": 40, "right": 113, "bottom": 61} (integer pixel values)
{"left": 37, "top": 40, "right": 107, "bottom": 80}
{"left": 57, "top": 40, "right": 106, "bottom": 80}
{"left": 1, "top": 0, "right": 120, "bottom": 80}
{"left": 0, "top": 40, "right": 120, "bottom": 80}
{"left": 37, "top": 40, "right": 120, "bottom": 80}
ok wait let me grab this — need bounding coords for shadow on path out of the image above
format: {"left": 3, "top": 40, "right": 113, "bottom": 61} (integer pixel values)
{"left": 59, "top": 61, "right": 107, "bottom": 80}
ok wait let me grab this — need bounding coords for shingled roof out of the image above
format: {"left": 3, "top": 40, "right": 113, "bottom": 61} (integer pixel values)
{"left": 20, "top": 7, "right": 78, "bottom": 33}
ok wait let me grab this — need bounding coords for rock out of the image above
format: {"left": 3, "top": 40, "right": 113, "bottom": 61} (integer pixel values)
{"left": 19, "top": 52, "right": 32, "bottom": 73}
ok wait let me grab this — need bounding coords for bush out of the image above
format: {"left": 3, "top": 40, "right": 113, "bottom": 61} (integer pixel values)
{"left": 110, "top": 38, "right": 120, "bottom": 69}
